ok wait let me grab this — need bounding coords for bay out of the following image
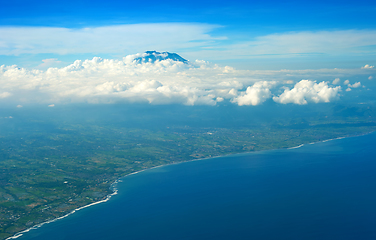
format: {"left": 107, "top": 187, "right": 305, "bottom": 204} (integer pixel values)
{"left": 14, "top": 132, "right": 376, "bottom": 240}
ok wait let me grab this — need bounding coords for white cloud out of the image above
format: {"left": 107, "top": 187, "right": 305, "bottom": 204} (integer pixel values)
{"left": 284, "top": 80, "right": 294, "bottom": 84}
{"left": 344, "top": 80, "right": 350, "bottom": 85}
{"left": 16, "top": 105, "right": 22, "bottom": 108}
{"left": 273, "top": 80, "right": 341, "bottom": 105}
{"left": 250, "top": 30, "right": 376, "bottom": 56}
{"left": 0, "top": 92, "right": 12, "bottom": 98}
{"left": 216, "top": 97, "right": 224, "bottom": 102}
{"left": 0, "top": 57, "right": 251, "bottom": 106}
{"left": 185, "top": 30, "right": 376, "bottom": 60}
{"left": 346, "top": 88, "right": 352, "bottom": 92}
{"left": 48, "top": 104, "right": 55, "bottom": 107}
{"left": 1, "top": 25, "right": 376, "bottom": 63}
{"left": 231, "top": 81, "right": 276, "bottom": 106}
{"left": 38, "top": 59, "right": 62, "bottom": 69}
{"left": 0, "top": 24, "right": 222, "bottom": 56}
{"left": 332, "top": 78, "right": 340, "bottom": 85}
{"left": 0, "top": 54, "right": 357, "bottom": 106}
{"left": 369, "top": 76, "right": 373, "bottom": 80}
{"left": 361, "top": 64, "right": 374, "bottom": 69}
{"left": 348, "top": 82, "right": 361, "bottom": 88}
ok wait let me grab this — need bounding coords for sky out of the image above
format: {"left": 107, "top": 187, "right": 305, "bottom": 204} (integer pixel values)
{"left": 0, "top": 0, "right": 375, "bottom": 107}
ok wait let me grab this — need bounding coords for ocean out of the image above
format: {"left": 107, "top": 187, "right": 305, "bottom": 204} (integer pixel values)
{"left": 12, "top": 132, "right": 376, "bottom": 240}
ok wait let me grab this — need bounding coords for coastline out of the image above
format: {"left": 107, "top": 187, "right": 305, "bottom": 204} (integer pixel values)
{"left": 6, "top": 181, "right": 122, "bottom": 240}
{"left": 287, "top": 136, "right": 346, "bottom": 149}
{"left": 7, "top": 130, "right": 375, "bottom": 240}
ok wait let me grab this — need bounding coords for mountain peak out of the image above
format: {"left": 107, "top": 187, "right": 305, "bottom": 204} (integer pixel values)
{"left": 134, "top": 51, "right": 188, "bottom": 63}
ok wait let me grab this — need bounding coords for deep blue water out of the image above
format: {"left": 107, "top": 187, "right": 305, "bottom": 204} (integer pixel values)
{"left": 15, "top": 133, "right": 376, "bottom": 240}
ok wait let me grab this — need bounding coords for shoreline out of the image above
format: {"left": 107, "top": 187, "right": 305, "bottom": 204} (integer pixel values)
{"left": 7, "top": 130, "right": 375, "bottom": 239}
{"left": 287, "top": 136, "right": 346, "bottom": 149}
{"left": 6, "top": 180, "right": 122, "bottom": 240}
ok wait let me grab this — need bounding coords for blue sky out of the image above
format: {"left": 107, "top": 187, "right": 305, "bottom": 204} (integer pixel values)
{"left": 0, "top": 0, "right": 375, "bottom": 107}
{"left": 1, "top": 0, "right": 375, "bottom": 69}
{"left": 1, "top": 0, "right": 375, "bottom": 29}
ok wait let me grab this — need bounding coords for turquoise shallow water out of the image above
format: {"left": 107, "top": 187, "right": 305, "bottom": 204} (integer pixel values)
{"left": 14, "top": 133, "right": 376, "bottom": 240}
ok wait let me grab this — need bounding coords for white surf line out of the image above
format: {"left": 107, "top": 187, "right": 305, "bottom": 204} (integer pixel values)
{"left": 6, "top": 157, "right": 224, "bottom": 239}
{"left": 322, "top": 136, "right": 345, "bottom": 142}
{"left": 7, "top": 160, "right": 190, "bottom": 240}
{"left": 6, "top": 181, "right": 121, "bottom": 240}
{"left": 291, "top": 137, "right": 348, "bottom": 149}
{"left": 288, "top": 131, "right": 375, "bottom": 149}
{"left": 308, "top": 136, "right": 347, "bottom": 145}
{"left": 287, "top": 144, "right": 304, "bottom": 149}
{"left": 7, "top": 161, "right": 204, "bottom": 239}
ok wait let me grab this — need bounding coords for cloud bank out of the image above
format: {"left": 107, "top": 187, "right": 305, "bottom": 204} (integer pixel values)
{"left": 0, "top": 54, "right": 361, "bottom": 106}
{"left": 273, "top": 80, "right": 341, "bottom": 105}
{"left": 0, "top": 24, "right": 221, "bottom": 56}
{"left": 184, "top": 30, "right": 376, "bottom": 61}
{"left": 1, "top": 25, "right": 376, "bottom": 61}
{"left": 248, "top": 30, "right": 376, "bottom": 56}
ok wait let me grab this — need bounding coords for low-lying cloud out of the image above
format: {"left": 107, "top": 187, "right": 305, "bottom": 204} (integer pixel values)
{"left": 0, "top": 54, "right": 363, "bottom": 106}
{"left": 232, "top": 81, "right": 276, "bottom": 106}
{"left": 362, "top": 64, "right": 374, "bottom": 69}
{"left": 273, "top": 80, "right": 341, "bottom": 105}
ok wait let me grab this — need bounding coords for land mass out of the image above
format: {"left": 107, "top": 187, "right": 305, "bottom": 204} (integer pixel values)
{"left": 1, "top": 103, "right": 376, "bottom": 239}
